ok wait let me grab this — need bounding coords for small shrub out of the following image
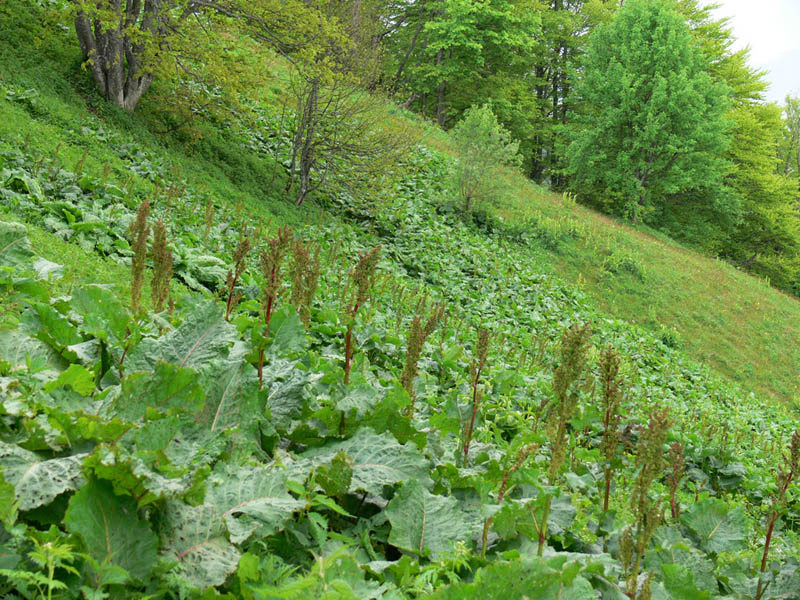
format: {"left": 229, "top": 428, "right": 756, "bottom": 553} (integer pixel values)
{"left": 450, "top": 104, "right": 521, "bottom": 214}
{"left": 602, "top": 248, "right": 646, "bottom": 281}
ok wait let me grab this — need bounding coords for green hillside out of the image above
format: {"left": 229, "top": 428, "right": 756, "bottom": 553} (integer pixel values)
{"left": 1, "top": 1, "right": 799, "bottom": 599}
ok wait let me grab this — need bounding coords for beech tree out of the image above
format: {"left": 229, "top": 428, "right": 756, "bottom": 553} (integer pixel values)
{"left": 781, "top": 95, "right": 800, "bottom": 183}
{"left": 70, "top": 0, "right": 329, "bottom": 112}
{"left": 567, "top": 0, "right": 733, "bottom": 230}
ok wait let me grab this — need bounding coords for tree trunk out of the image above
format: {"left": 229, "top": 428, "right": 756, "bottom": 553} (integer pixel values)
{"left": 296, "top": 78, "right": 319, "bottom": 206}
{"left": 436, "top": 48, "right": 446, "bottom": 126}
{"left": 74, "top": 0, "right": 158, "bottom": 113}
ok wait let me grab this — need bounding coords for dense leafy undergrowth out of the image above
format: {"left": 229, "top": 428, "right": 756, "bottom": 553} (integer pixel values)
{"left": 1, "top": 125, "right": 800, "bottom": 600}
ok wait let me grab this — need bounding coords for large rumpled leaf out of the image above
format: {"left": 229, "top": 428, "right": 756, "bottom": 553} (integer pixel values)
{"left": 126, "top": 300, "right": 237, "bottom": 372}
{"left": 302, "top": 428, "right": 431, "bottom": 496}
{"left": 64, "top": 478, "right": 157, "bottom": 581}
{"left": 266, "top": 306, "right": 308, "bottom": 354}
{"left": 660, "top": 564, "right": 710, "bottom": 600}
{"left": 111, "top": 362, "right": 204, "bottom": 422}
{"left": 264, "top": 358, "right": 318, "bottom": 433}
{"left": 0, "top": 442, "right": 86, "bottom": 510}
{"left": 202, "top": 357, "right": 262, "bottom": 434}
{"left": 110, "top": 419, "right": 227, "bottom": 501}
{"left": 386, "top": 479, "right": 476, "bottom": 559}
{"left": 161, "top": 501, "right": 241, "bottom": 589}
{"left": 0, "top": 470, "right": 17, "bottom": 526}
{"left": 71, "top": 285, "right": 129, "bottom": 342}
{"left": 21, "top": 302, "right": 81, "bottom": 351}
{"left": 0, "top": 221, "right": 35, "bottom": 269}
{"left": 44, "top": 363, "right": 95, "bottom": 396}
{"left": 430, "top": 556, "right": 597, "bottom": 599}
{"left": 681, "top": 497, "right": 748, "bottom": 555}
{"left": 493, "top": 490, "right": 576, "bottom": 543}
{"left": 0, "top": 329, "right": 67, "bottom": 372}
{"left": 645, "top": 527, "right": 715, "bottom": 592}
{"left": 205, "top": 463, "right": 305, "bottom": 544}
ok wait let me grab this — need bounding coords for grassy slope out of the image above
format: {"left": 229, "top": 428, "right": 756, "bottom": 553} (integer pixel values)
{"left": 495, "top": 182, "right": 800, "bottom": 403}
{"left": 1, "top": 1, "right": 799, "bottom": 411}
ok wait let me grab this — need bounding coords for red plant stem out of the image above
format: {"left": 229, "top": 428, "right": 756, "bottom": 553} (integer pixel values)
{"left": 670, "top": 489, "right": 678, "bottom": 520}
{"left": 481, "top": 469, "right": 511, "bottom": 556}
{"left": 258, "top": 294, "right": 275, "bottom": 390}
{"left": 755, "top": 511, "right": 778, "bottom": 600}
{"left": 756, "top": 469, "right": 795, "bottom": 600}
{"left": 344, "top": 301, "right": 360, "bottom": 386}
{"left": 602, "top": 399, "right": 613, "bottom": 511}
{"left": 462, "top": 365, "right": 483, "bottom": 464}
{"left": 225, "top": 272, "right": 240, "bottom": 321}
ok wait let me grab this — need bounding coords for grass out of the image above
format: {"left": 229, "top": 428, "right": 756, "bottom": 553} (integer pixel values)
{"left": 1, "top": 0, "right": 799, "bottom": 408}
{"left": 488, "top": 177, "right": 800, "bottom": 403}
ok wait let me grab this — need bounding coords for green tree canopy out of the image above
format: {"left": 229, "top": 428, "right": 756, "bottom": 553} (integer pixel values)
{"left": 566, "top": 0, "right": 734, "bottom": 236}
{"left": 450, "top": 104, "right": 522, "bottom": 213}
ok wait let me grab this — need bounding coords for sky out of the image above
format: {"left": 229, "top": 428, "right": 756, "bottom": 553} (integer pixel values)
{"left": 711, "top": 0, "right": 800, "bottom": 104}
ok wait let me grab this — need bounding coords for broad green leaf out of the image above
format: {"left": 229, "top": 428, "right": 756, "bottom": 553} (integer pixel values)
{"left": 337, "top": 384, "right": 380, "bottom": 420}
{"left": 32, "top": 257, "right": 63, "bottom": 281}
{"left": 0, "top": 442, "right": 86, "bottom": 510}
{"left": 430, "top": 556, "right": 596, "bottom": 599}
{"left": 661, "top": 564, "right": 710, "bottom": 600}
{"left": 72, "top": 285, "right": 129, "bottom": 342}
{"left": 0, "top": 470, "right": 17, "bottom": 526}
{"left": 0, "top": 221, "right": 35, "bottom": 269}
{"left": 206, "top": 463, "right": 305, "bottom": 544}
{"left": 126, "top": 300, "right": 237, "bottom": 371}
{"left": 645, "top": 527, "right": 715, "bottom": 592}
{"left": 64, "top": 478, "right": 157, "bottom": 581}
{"left": 0, "top": 329, "right": 67, "bottom": 372}
{"left": 493, "top": 491, "right": 576, "bottom": 543}
{"left": 267, "top": 306, "right": 308, "bottom": 354}
{"left": 44, "top": 364, "right": 95, "bottom": 396}
{"left": 264, "top": 358, "right": 317, "bottom": 433}
{"left": 201, "top": 357, "right": 262, "bottom": 434}
{"left": 302, "top": 428, "right": 431, "bottom": 496}
{"left": 770, "top": 563, "right": 800, "bottom": 599}
{"left": 112, "top": 362, "right": 204, "bottom": 421}
{"left": 21, "top": 303, "right": 82, "bottom": 351}
{"left": 161, "top": 501, "right": 241, "bottom": 589}
{"left": 314, "top": 451, "right": 353, "bottom": 497}
{"left": 386, "top": 479, "right": 476, "bottom": 559}
{"left": 681, "top": 498, "right": 748, "bottom": 554}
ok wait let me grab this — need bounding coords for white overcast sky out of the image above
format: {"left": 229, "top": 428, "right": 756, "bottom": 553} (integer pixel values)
{"left": 710, "top": 0, "right": 800, "bottom": 104}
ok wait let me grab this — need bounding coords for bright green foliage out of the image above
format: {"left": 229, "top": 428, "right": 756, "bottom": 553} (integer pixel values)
{"left": 718, "top": 103, "right": 800, "bottom": 290}
{"left": 386, "top": 479, "right": 476, "bottom": 560}
{"left": 160, "top": 500, "right": 242, "bottom": 589}
{"left": 779, "top": 95, "right": 800, "bottom": 182}
{"left": 0, "top": 443, "right": 87, "bottom": 510}
{"left": 302, "top": 429, "right": 431, "bottom": 496}
{"left": 64, "top": 478, "right": 158, "bottom": 582}
{"left": 681, "top": 497, "right": 749, "bottom": 555}
{"left": 567, "top": 0, "right": 733, "bottom": 235}
{"left": 450, "top": 104, "right": 521, "bottom": 213}
{"left": 6, "top": 1, "right": 800, "bottom": 595}
{"left": 387, "top": 0, "right": 539, "bottom": 127}
{"left": 0, "top": 220, "right": 35, "bottom": 268}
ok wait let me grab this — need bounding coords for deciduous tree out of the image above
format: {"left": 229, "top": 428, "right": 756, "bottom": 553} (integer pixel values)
{"left": 567, "top": 0, "right": 733, "bottom": 232}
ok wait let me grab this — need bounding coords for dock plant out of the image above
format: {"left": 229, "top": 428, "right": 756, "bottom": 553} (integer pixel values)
{"left": 343, "top": 245, "right": 381, "bottom": 385}
{"left": 536, "top": 322, "right": 591, "bottom": 555}
{"left": 225, "top": 235, "right": 251, "bottom": 321}
{"left": 258, "top": 226, "right": 292, "bottom": 387}
{"left": 621, "top": 408, "right": 670, "bottom": 599}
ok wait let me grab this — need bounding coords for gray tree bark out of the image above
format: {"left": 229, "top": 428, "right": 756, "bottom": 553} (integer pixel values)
{"left": 73, "top": 0, "right": 162, "bottom": 112}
